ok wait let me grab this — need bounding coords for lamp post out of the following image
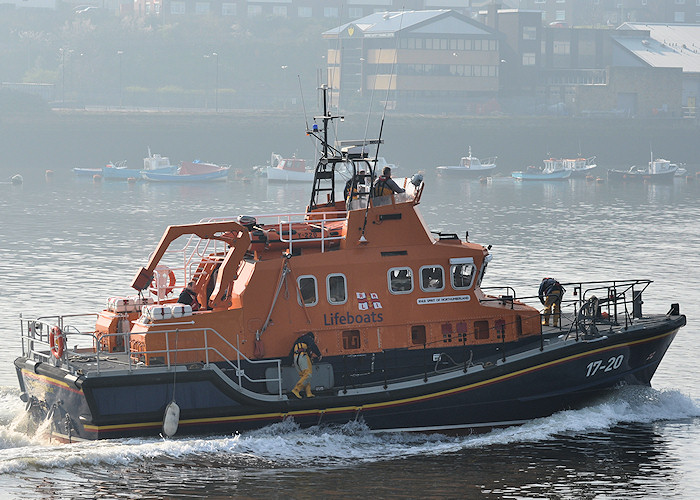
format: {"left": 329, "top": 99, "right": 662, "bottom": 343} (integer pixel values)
{"left": 281, "top": 65, "right": 288, "bottom": 109}
{"left": 60, "top": 48, "right": 65, "bottom": 104}
{"left": 117, "top": 50, "right": 123, "bottom": 108}
{"left": 213, "top": 52, "right": 219, "bottom": 112}
{"left": 204, "top": 52, "right": 219, "bottom": 112}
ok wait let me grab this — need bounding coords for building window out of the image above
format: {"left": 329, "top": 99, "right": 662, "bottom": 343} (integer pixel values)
{"left": 248, "top": 5, "right": 262, "bottom": 16}
{"left": 675, "top": 0, "right": 685, "bottom": 4}
{"left": 674, "top": 11, "right": 685, "bottom": 21}
{"left": 222, "top": 2, "right": 235, "bottom": 15}
{"left": 195, "top": 2, "right": 209, "bottom": 14}
{"left": 342, "top": 330, "right": 361, "bottom": 350}
{"left": 298, "top": 6, "right": 312, "bottom": 17}
{"left": 297, "top": 275, "right": 317, "bottom": 306}
{"left": 411, "top": 325, "right": 426, "bottom": 345}
{"left": 553, "top": 41, "right": 570, "bottom": 55}
{"left": 272, "top": 6, "right": 287, "bottom": 16}
{"left": 420, "top": 265, "right": 444, "bottom": 292}
{"left": 388, "top": 267, "right": 413, "bottom": 294}
{"left": 324, "top": 7, "right": 339, "bottom": 17}
{"left": 523, "top": 26, "right": 537, "bottom": 40}
{"left": 327, "top": 274, "right": 347, "bottom": 305}
{"left": 555, "top": 10, "right": 566, "bottom": 21}
{"left": 170, "top": 1, "right": 185, "bottom": 14}
{"left": 349, "top": 7, "right": 363, "bottom": 17}
{"left": 523, "top": 52, "right": 536, "bottom": 66}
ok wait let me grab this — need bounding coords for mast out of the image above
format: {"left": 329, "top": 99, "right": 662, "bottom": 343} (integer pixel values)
{"left": 307, "top": 85, "right": 344, "bottom": 210}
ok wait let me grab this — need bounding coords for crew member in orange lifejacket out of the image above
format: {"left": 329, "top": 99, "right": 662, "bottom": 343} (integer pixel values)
{"left": 372, "top": 166, "right": 405, "bottom": 197}
{"left": 177, "top": 281, "right": 200, "bottom": 311}
{"left": 344, "top": 169, "right": 367, "bottom": 203}
{"left": 290, "top": 331, "right": 322, "bottom": 399}
{"left": 538, "top": 277, "right": 565, "bottom": 327}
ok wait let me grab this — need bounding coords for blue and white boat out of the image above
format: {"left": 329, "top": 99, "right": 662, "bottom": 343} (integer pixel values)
{"left": 102, "top": 153, "right": 177, "bottom": 180}
{"left": 142, "top": 160, "right": 230, "bottom": 182}
{"left": 512, "top": 158, "right": 572, "bottom": 181}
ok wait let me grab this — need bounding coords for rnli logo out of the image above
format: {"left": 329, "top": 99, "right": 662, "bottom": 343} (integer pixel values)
{"left": 348, "top": 26, "right": 355, "bottom": 36}
{"left": 357, "top": 292, "right": 382, "bottom": 311}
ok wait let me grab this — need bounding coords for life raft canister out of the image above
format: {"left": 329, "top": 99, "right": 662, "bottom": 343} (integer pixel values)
{"left": 50, "top": 326, "right": 65, "bottom": 359}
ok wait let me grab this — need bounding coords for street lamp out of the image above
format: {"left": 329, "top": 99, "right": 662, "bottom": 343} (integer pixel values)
{"left": 281, "top": 65, "right": 288, "bottom": 109}
{"left": 59, "top": 48, "right": 65, "bottom": 104}
{"left": 204, "top": 52, "right": 219, "bottom": 112}
{"left": 117, "top": 50, "right": 123, "bottom": 108}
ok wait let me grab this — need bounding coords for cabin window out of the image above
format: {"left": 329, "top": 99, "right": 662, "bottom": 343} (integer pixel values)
{"left": 441, "top": 323, "right": 453, "bottom": 343}
{"left": 411, "top": 325, "right": 426, "bottom": 345}
{"left": 327, "top": 274, "right": 347, "bottom": 305}
{"left": 495, "top": 319, "right": 506, "bottom": 339}
{"left": 474, "top": 320, "right": 489, "bottom": 340}
{"left": 388, "top": 267, "right": 413, "bottom": 294}
{"left": 457, "top": 322, "right": 468, "bottom": 342}
{"left": 420, "top": 265, "right": 444, "bottom": 292}
{"left": 342, "top": 329, "right": 361, "bottom": 350}
{"left": 451, "top": 263, "right": 476, "bottom": 289}
{"left": 297, "top": 275, "right": 318, "bottom": 306}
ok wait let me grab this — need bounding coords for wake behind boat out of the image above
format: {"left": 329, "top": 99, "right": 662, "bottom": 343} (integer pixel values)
{"left": 15, "top": 86, "right": 685, "bottom": 442}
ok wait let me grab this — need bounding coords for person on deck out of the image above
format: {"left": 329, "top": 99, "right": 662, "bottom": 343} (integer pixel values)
{"left": 177, "top": 281, "right": 200, "bottom": 311}
{"left": 538, "top": 277, "right": 565, "bottom": 327}
{"left": 372, "top": 166, "right": 405, "bottom": 197}
{"left": 344, "top": 169, "right": 367, "bottom": 203}
{"left": 290, "top": 331, "right": 322, "bottom": 399}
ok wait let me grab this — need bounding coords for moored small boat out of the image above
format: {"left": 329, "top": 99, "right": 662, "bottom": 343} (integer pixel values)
{"left": 437, "top": 146, "right": 497, "bottom": 177}
{"left": 512, "top": 159, "right": 572, "bottom": 181}
{"left": 142, "top": 160, "right": 230, "bottom": 182}
{"left": 608, "top": 158, "right": 678, "bottom": 183}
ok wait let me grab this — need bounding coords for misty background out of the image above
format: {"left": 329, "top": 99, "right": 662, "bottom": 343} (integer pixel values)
{"left": 0, "top": 9, "right": 698, "bottom": 175}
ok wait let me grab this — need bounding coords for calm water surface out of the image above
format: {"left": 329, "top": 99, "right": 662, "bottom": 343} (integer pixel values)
{"left": 0, "top": 165, "right": 698, "bottom": 498}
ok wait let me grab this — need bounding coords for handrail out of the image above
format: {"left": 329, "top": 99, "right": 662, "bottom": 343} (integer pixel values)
{"left": 19, "top": 315, "right": 285, "bottom": 397}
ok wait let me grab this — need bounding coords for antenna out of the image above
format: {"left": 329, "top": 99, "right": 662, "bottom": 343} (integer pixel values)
{"left": 299, "top": 74, "right": 310, "bottom": 131}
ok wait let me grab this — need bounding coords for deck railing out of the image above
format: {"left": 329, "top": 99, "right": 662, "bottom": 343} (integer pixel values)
{"left": 19, "top": 315, "right": 285, "bottom": 397}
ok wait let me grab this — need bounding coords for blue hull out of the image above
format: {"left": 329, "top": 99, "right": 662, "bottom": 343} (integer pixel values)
{"left": 103, "top": 166, "right": 177, "bottom": 180}
{"left": 512, "top": 170, "right": 572, "bottom": 181}
{"left": 15, "top": 315, "right": 684, "bottom": 441}
{"left": 142, "top": 169, "right": 230, "bottom": 182}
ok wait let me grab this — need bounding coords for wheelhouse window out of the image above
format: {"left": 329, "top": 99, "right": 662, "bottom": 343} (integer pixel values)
{"left": 477, "top": 255, "right": 491, "bottom": 287}
{"left": 297, "top": 275, "right": 317, "bottom": 306}
{"left": 327, "top": 274, "right": 347, "bottom": 305}
{"left": 420, "top": 265, "right": 444, "bottom": 292}
{"left": 388, "top": 267, "right": 413, "bottom": 294}
{"left": 451, "top": 261, "right": 476, "bottom": 290}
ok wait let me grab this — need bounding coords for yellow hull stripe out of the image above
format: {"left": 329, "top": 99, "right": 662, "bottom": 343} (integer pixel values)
{"left": 29, "top": 329, "right": 677, "bottom": 434}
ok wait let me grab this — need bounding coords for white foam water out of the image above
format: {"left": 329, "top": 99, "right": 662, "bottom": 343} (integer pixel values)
{"left": 0, "top": 385, "right": 695, "bottom": 474}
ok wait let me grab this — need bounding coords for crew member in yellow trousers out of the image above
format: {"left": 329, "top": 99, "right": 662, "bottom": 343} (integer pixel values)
{"left": 290, "top": 331, "right": 322, "bottom": 399}
{"left": 538, "top": 277, "right": 566, "bottom": 327}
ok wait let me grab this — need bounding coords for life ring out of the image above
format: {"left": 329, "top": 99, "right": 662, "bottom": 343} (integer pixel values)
{"left": 151, "top": 267, "right": 176, "bottom": 296}
{"left": 50, "top": 326, "right": 65, "bottom": 359}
